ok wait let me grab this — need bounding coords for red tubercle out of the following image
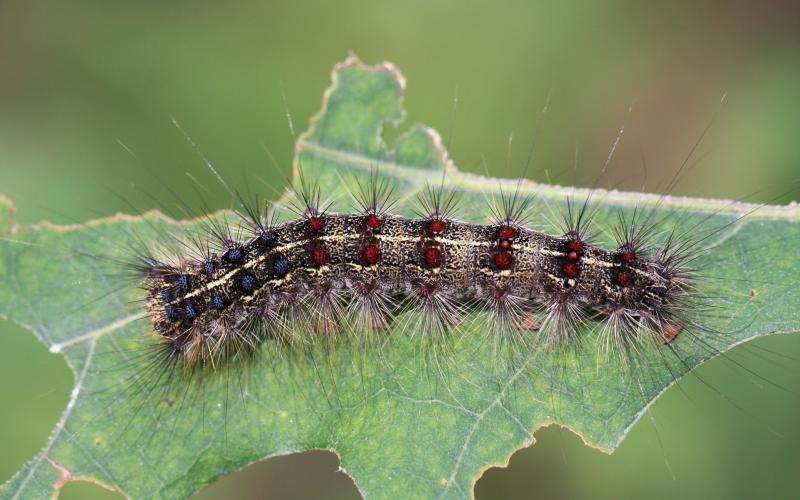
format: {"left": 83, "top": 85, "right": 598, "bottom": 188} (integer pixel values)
{"left": 614, "top": 269, "right": 632, "bottom": 287}
{"left": 498, "top": 226, "right": 517, "bottom": 240}
{"left": 424, "top": 247, "right": 442, "bottom": 268}
{"left": 354, "top": 280, "right": 376, "bottom": 296}
{"left": 363, "top": 244, "right": 380, "bottom": 265}
{"left": 565, "top": 240, "right": 584, "bottom": 253}
{"left": 418, "top": 282, "right": 437, "bottom": 297}
{"left": 562, "top": 262, "right": 580, "bottom": 279}
{"left": 566, "top": 251, "right": 579, "bottom": 261}
{"left": 366, "top": 214, "right": 382, "bottom": 230}
{"left": 494, "top": 251, "right": 513, "bottom": 270}
{"left": 312, "top": 246, "right": 328, "bottom": 265}
{"left": 308, "top": 216, "right": 324, "bottom": 232}
{"left": 620, "top": 251, "right": 636, "bottom": 263}
{"left": 488, "top": 285, "right": 508, "bottom": 300}
{"left": 498, "top": 239, "right": 511, "bottom": 250}
{"left": 428, "top": 219, "right": 446, "bottom": 234}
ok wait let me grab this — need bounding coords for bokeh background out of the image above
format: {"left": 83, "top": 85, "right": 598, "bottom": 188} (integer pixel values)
{"left": 1, "top": 1, "right": 799, "bottom": 499}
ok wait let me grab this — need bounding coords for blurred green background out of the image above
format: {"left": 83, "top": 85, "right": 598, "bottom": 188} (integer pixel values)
{"left": 1, "top": 1, "right": 799, "bottom": 499}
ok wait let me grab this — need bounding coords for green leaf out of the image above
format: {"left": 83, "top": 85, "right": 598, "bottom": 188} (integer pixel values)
{"left": 1, "top": 55, "right": 799, "bottom": 499}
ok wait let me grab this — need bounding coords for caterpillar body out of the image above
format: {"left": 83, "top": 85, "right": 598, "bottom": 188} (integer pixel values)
{"left": 146, "top": 196, "right": 687, "bottom": 368}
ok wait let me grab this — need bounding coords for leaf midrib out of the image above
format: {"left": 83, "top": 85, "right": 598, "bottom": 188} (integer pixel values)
{"left": 299, "top": 136, "right": 800, "bottom": 220}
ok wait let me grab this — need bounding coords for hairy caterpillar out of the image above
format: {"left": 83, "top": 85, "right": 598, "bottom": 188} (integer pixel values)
{"left": 1, "top": 55, "right": 798, "bottom": 500}
{"left": 143, "top": 178, "right": 689, "bottom": 370}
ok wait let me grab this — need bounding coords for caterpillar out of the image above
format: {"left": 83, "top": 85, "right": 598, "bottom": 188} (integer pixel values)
{"left": 2, "top": 55, "right": 798, "bottom": 500}
{"left": 143, "top": 179, "right": 689, "bottom": 370}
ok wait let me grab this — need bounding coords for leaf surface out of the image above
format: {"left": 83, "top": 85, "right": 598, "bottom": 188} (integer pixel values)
{"left": 1, "top": 55, "right": 799, "bottom": 499}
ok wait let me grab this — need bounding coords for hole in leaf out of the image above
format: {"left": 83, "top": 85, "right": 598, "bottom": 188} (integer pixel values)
{"left": 195, "top": 450, "right": 359, "bottom": 499}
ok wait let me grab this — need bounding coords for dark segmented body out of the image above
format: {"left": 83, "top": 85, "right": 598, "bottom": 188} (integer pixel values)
{"left": 147, "top": 213, "right": 679, "bottom": 352}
